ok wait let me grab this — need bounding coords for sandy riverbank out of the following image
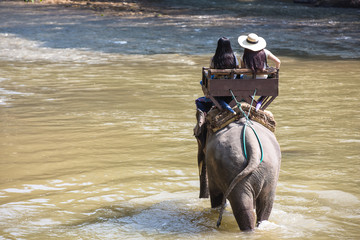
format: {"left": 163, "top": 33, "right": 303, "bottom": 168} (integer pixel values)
{"left": 21, "top": 0, "right": 163, "bottom": 17}
{"left": 20, "top": 0, "right": 360, "bottom": 18}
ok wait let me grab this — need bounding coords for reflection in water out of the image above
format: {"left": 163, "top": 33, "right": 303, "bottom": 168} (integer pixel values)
{"left": 0, "top": 1, "right": 360, "bottom": 239}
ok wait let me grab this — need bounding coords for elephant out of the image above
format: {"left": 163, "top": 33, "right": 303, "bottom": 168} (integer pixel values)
{"left": 196, "top": 116, "right": 281, "bottom": 231}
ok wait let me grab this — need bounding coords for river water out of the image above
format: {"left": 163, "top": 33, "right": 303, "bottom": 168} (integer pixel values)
{"left": 0, "top": 1, "right": 359, "bottom": 239}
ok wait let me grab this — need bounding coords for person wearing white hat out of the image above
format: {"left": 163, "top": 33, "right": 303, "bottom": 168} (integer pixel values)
{"left": 238, "top": 33, "right": 281, "bottom": 110}
{"left": 238, "top": 33, "right": 281, "bottom": 75}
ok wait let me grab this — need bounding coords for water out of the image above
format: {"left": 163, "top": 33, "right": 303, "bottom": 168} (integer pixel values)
{"left": 0, "top": 1, "right": 359, "bottom": 239}
{"left": 1, "top": 0, "right": 359, "bottom": 58}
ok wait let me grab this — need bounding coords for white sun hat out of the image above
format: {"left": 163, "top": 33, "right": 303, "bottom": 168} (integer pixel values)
{"left": 238, "top": 33, "right": 267, "bottom": 51}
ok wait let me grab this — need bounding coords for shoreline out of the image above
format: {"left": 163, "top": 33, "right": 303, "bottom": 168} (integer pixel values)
{"left": 19, "top": 0, "right": 167, "bottom": 17}
{"left": 20, "top": 0, "right": 360, "bottom": 12}
{"left": 16, "top": 0, "right": 360, "bottom": 20}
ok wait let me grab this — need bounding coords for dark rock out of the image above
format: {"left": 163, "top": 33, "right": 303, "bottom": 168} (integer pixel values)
{"left": 294, "top": 0, "right": 360, "bottom": 8}
{"left": 293, "top": 0, "right": 316, "bottom": 3}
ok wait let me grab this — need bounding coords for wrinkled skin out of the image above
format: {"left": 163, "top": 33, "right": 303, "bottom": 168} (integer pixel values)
{"left": 194, "top": 109, "right": 209, "bottom": 198}
{"left": 202, "top": 118, "right": 281, "bottom": 231}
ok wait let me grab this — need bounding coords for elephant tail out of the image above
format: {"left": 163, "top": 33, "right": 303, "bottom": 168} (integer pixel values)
{"left": 216, "top": 124, "right": 262, "bottom": 228}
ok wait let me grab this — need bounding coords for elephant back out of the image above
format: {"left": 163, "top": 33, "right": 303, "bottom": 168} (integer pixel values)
{"left": 205, "top": 102, "right": 276, "bottom": 133}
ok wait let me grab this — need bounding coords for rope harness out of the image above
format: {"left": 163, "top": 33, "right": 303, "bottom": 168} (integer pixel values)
{"left": 230, "top": 89, "right": 264, "bottom": 164}
{"left": 216, "top": 89, "right": 264, "bottom": 228}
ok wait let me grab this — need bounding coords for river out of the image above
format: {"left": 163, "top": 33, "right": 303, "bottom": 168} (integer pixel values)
{"left": 0, "top": 1, "right": 359, "bottom": 239}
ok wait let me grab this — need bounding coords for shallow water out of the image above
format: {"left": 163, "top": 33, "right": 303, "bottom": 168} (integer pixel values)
{"left": 1, "top": 0, "right": 359, "bottom": 58}
{"left": 0, "top": 1, "right": 360, "bottom": 239}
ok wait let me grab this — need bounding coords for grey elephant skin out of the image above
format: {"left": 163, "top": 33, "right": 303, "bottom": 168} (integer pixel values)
{"left": 201, "top": 117, "right": 281, "bottom": 231}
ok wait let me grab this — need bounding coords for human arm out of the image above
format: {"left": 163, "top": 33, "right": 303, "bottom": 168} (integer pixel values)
{"left": 267, "top": 50, "right": 281, "bottom": 69}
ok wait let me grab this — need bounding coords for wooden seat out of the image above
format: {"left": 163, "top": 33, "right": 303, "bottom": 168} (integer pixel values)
{"left": 201, "top": 67, "right": 279, "bottom": 111}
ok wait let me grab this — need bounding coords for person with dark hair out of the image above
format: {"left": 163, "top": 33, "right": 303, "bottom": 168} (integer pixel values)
{"left": 194, "top": 37, "right": 238, "bottom": 137}
{"left": 238, "top": 33, "right": 281, "bottom": 109}
{"left": 196, "top": 37, "right": 238, "bottom": 112}
{"left": 238, "top": 33, "right": 280, "bottom": 77}
{"left": 210, "top": 37, "right": 238, "bottom": 69}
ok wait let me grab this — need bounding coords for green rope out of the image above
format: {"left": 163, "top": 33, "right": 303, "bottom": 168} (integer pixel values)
{"left": 229, "top": 89, "right": 251, "bottom": 122}
{"left": 229, "top": 89, "right": 263, "bottom": 163}
{"left": 243, "top": 122, "right": 264, "bottom": 163}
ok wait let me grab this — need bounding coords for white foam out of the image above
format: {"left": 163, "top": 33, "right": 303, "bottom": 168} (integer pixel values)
{"left": 0, "top": 33, "right": 112, "bottom": 64}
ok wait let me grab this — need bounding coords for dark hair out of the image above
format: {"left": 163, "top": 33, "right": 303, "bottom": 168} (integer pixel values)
{"left": 212, "top": 37, "right": 236, "bottom": 69}
{"left": 243, "top": 48, "right": 267, "bottom": 72}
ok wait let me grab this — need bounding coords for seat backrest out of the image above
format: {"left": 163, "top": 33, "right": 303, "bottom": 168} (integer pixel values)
{"left": 201, "top": 67, "right": 279, "bottom": 110}
{"left": 202, "top": 67, "right": 278, "bottom": 95}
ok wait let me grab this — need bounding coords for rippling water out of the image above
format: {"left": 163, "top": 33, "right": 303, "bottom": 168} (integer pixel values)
{"left": 0, "top": 1, "right": 359, "bottom": 239}
{"left": 1, "top": 0, "right": 359, "bottom": 58}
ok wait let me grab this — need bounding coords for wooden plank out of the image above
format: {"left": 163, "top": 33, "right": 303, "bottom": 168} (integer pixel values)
{"left": 201, "top": 68, "right": 279, "bottom": 111}
{"left": 207, "top": 78, "right": 278, "bottom": 96}
{"left": 207, "top": 95, "right": 223, "bottom": 110}
{"left": 201, "top": 84, "right": 209, "bottom": 97}
{"left": 205, "top": 67, "right": 278, "bottom": 76}
{"left": 261, "top": 96, "right": 276, "bottom": 110}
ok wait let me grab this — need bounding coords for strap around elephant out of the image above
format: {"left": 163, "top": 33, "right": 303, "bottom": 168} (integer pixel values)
{"left": 229, "top": 89, "right": 263, "bottom": 163}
